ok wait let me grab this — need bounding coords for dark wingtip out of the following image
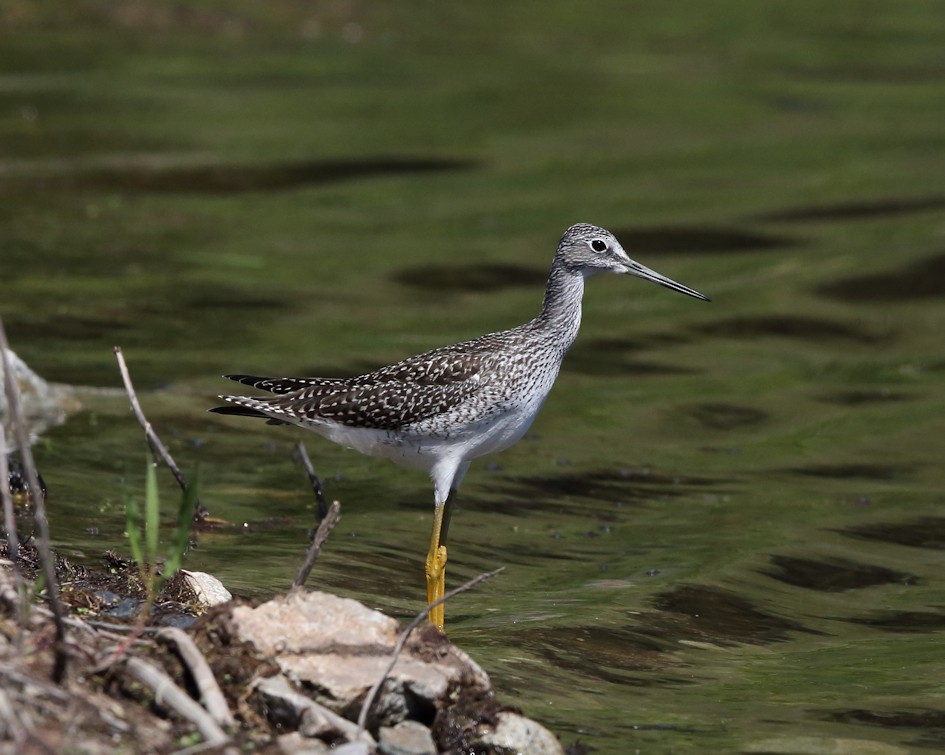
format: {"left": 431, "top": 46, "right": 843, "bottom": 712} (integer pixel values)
{"left": 223, "top": 374, "right": 267, "bottom": 386}
{"left": 209, "top": 404, "right": 267, "bottom": 418}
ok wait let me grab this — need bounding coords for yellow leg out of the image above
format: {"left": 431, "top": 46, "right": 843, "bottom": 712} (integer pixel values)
{"left": 425, "top": 503, "right": 448, "bottom": 631}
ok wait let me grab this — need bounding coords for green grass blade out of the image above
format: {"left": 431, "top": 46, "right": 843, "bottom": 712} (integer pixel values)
{"left": 144, "top": 461, "right": 160, "bottom": 563}
{"left": 125, "top": 490, "right": 144, "bottom": 567}
{"left": 163, "top": 471, "right": 198, "bottom": 581}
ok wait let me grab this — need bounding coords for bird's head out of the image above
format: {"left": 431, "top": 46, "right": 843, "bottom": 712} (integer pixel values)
{"left": 557, "top": 223, "right": 710, "bottom": 301}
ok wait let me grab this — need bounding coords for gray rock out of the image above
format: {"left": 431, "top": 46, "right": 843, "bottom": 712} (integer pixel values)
{"left": 476, "top": 711, "right": 564, "bottom": 755}
{"left": 277, "top": 732, "right": 331, "bottom": 754}
{"left": 232, "top": 590, "right": 490, "bottom": 727}
{"left": 378, "top": 720, "right": 436, "bottom": 755}
{"left": 179, "top": 569, "right": 232, "bottom": 607}
{"left": 333, "top": 743, "right": 372, "bottom": 755}
{"left": 0, "top": 348, "right": 78, "bottom": 449}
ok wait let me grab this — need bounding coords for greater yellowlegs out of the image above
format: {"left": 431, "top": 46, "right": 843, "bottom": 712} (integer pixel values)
{"left": 211, "top": 223, "right": 709, "bottom": 629}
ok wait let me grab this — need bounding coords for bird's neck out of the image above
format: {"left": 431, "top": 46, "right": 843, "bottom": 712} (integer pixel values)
{"left": 533, "top": 262, "right": 586, "bottom": 353}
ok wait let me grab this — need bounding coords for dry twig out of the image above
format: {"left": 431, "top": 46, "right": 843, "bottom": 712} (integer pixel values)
{"left": 0, "top": 687, "right": 28, "bottom": 752}
{"left": 113, "top": 346, "right": 207, "bottom": 521}
{"left": 0, "top": 664, "right": 71, "bottom": 703}
{"left": 1, "top": 680, "right": 64, "bottom": 755}
{"left": 0, "top": 320, "right": 68, "bottom": 682}
{"left": 0, "top": 569, "right": 20, "bottom": 615}
{"left": 356, "top": 567, "right": 504, "bottom": 735}
{"left": 122, "top": 656, "right": 230, "bottom": 751}
{"left": 156, "top": 627, "right": 236, "bottom": 729}
{"left": 292, "top": 500, "right": 341, "bottom": 589}
{"left": 0, "top": 421, "right": 24, "bottom": 625}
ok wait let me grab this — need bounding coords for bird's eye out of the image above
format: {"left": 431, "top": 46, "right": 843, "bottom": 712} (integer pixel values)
{"left": 591, "top": 239, "right": 607, "bottom": 252}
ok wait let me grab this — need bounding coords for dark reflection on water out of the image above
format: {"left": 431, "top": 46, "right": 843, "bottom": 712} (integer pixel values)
{"left": 10, "top": 316, "right": 134, "bottom": 341}
{"left": 789, "top": 463, "right": 913, "bottom": 480}
{"left": 827, "top": 708, "right": 945, "bottom": 741}
{"left": 391, "top": 263, "right": 546, "bottom": 292}
{"left": 817, "top": 389, "right": 912, "bottom": 406}
{"left": 838, "top": 517, "right": 945, "bottom": 550}
{"left": 687, "top": 402, "right": 768, "bottom": 430}
{"left": 10, "top": 281, "right": 293, "bottom": 376}
{"left": 695, "top": 315, "right": 885, "bottom": 343}
{"left": 612, "top": 225, "right": 798, "bottom": 254}
{"left": 756, "top": 195, "right": 945, "bottom": 222}
{"left": 642, "top": 584, "right": 820, "bottom": 645}
{"left": 458, "top": 537, "right": 592, "bottom": 567}
{"left": 817, "top": 251, "right": 945, "bottom": 302}
{"left": 518, "top": 625, "right": 684, "bottom": 687}
{"left": 483, "top": 467, "right": 722, "bottom": 506}
{"left": 568, "top": 337, "right": 699, "bottom": 377}
{"left": 839, "top": 610, "right": 945, "bottom": 633}
{"left": 186, "top": 287, "right": 289, "bottom": 310}
{"left": 762, "top": 555, "right": 919, "bottom": 592}
{"left": 2, "top": 156, "right": 478, "bottom": 195}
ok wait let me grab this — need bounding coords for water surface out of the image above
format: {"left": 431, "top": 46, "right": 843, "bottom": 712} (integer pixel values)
{"left": 3, "top": 4, "right": 945, "bottom": 752}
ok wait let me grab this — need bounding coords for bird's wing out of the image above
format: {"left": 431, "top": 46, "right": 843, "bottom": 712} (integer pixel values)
{"left": 224, "top": 348, "right": 492, "bottom": 430}
{"left": 271, "top": 376, "right": 482, "bottom": 429}
{"left": 223, "top": 339, "right": 489, "bottom": 395}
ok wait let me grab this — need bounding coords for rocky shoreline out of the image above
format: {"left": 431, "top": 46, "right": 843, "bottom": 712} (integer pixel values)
{"left": 0, "top": 544, "right": 567, "bottom": 754}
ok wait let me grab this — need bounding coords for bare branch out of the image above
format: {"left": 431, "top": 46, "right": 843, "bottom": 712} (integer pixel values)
{"left": 0, "top": 320, "right": 68, "bottom": 682}
{"left": 156, "top": 627, "right": 236, "bottom": 729}
{"left": 356, "top": 567, "right": 504, "bottom": 734}
{"left": 292, "top": 500, "right": 341, "bottom": 589}
{"left": 113, "top": 346, "right": 206, "bottom": 520}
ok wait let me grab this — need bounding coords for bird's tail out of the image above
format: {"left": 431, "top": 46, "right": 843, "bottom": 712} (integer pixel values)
{"left": 209, "top": 398, "right": 291, "bottom": 425}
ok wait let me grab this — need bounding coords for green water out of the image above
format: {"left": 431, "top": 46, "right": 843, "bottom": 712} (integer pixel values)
{"left": 4, "top": 3, "right": 945, "bottom": 752}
